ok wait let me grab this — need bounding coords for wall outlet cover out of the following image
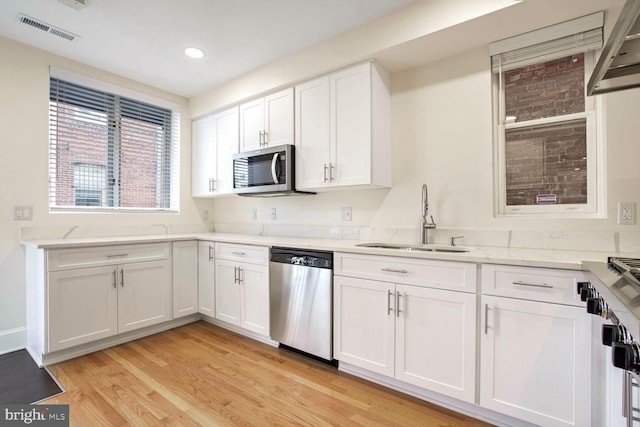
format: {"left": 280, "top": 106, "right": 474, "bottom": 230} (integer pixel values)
{"left": 341, "top": 207, "right": 352, "bottom": 221}
{"left": 13, "top": 206, "right": 33, "bottom": 221}
{"left": 618, "top": 202, "right": 636, "bottom": 225}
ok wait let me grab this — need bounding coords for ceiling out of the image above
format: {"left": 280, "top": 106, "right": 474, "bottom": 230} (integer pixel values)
{"left": 0, "top": 0, "right": 627, "bottom": 99}
{"left": 0, "top": 0, "right": 415, "bottom": 97}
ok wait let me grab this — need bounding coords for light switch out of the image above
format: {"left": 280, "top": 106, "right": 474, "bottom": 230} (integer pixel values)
{"left": 14, "top": 206, "right": 33, "bottom": 221}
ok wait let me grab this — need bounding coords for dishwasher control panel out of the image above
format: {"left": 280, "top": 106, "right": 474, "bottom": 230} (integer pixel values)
{"left": 271, "top": 247, "right": 333, "bottom": 269}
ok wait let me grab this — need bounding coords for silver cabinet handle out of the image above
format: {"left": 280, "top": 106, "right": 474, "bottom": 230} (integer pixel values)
{"left": 120, "top": 269, "right": 124, "bottom": 287}
{"left": 239, "top": 267, "right": 244, "bottom": 284}
{"left": 208, "top": 245, "right": 213, "bottom": 261}
{"left": 112, "top": 270, "right": 117, "bottom": 289}
{"left": 232, "top": 251, "right": 246, "bottom": 256}
{"left": 323, "top": 164, "right": 328, "bottom": 182}
{"left": 513, "top": 280, "right": 553, "bottom": 289}
{"left": 329, "top": 163, "right": 335, "bottom": 182}
{"left": 387, "top": 290, "right": 393, "bottom": 315}
{"left": 396, "top": 292, "right": 402, "bottom": 317}
{"left": 484, "top": 304, "right": 489, "bottom": 334}
{"left": 271, "top": 152, "right": 280, "bottom": 184}
{"left": 259, "top": 130, "right": 264, "bottom": 146}
{"left": 381, "top": 268, "right": 408, "bottom": 274}
{"left": 263, "top": 131, "right": 268, "bottom": 145}
{"left": 233, "top": 266, "right": 238, "bottom": 284}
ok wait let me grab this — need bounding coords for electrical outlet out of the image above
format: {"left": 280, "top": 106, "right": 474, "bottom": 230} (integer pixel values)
{"left": 251, "top": 208, "right": 258, "bottom": 221}
{"left": 618, "top": 202, "right": 636, "bottom": 225}
{"left": 341, "top": 207, "right": 352, "bottom": 221}
{"left": 270, "top": 207, "right": 277, "bottom": 220}
{"left": 203, "top": 210, "right": 209, "bottom": 221}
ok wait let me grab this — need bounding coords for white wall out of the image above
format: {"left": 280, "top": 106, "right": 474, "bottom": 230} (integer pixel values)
{"left": 0, "top": 37, "right": 207, "bottom": 353}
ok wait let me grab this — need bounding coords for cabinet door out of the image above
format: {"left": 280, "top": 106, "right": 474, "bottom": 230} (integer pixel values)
{"left": 172, "top": 241, "right": 198, "bottom": 318}
{"left": 264, "top": 88, "right": 294, "bottom": 147}
{"left": 240, "top": 263, "right": 270, "bottom": 336}
{"left": 191, "top": 116, "right": 216, "bottom": 197}
{"left": 331, "top": 63, "right": 372, "bottom": 186}
{"left": 215, "top": 259, "right": 242, "bottom": 325}
{"left": 48, "top": 266, "right": 118, "bottom": 352}
{"left": 118, "top": 260, "right": 172, "bottom": 333}
{"left": 215, "top": 106, "right": 239, "bottom": 195}
{"left": 239, "top": 98, "right": 264, "bottom": 152}
{"left": 198, "top": 242, "right": 215, "bottom": 317}
{"left": 334, "top": 275, "right": 394, "bottom": 377}
{"left": 395, "top": 285, "right": 476, "bottom": 403}
{"left": 480, "top": 295, "right": 591, "bottom": 427}
{"left": 295, "top": 76, "right": 331, "bottom": 190}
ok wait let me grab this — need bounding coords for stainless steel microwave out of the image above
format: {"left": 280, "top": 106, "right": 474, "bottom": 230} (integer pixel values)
{"left": 232, "top": 144, "right": 313, "bottom": 196}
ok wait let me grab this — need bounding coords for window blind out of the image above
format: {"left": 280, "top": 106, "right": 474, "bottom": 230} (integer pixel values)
{"left": 49, "top": 77, "right": 180, "bottom": 211}
{"left": 490, "top": 12, "right": 603, "bottom": 73}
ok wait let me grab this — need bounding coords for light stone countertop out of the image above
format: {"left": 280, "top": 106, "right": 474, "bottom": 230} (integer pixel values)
{"left": 20, "top": 231, "right": 619, "bottom": 271}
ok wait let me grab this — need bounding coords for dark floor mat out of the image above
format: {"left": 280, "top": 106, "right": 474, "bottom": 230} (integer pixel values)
{"left": 0, "top": 350, "right": 64, "bottom": 404}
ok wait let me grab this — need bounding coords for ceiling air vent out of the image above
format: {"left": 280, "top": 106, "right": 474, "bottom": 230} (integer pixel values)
{"left": 17, "top": 13, "right": 80, "bottom": 42}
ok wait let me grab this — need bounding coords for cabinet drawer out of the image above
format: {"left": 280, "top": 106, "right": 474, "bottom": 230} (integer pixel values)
{"left": 215, "top": 242, "right": 268, "bottom": 265}
{"left": 335, "top": 252, "right": 476, "bottom": 292}
{"left": 481, "top": 264, "right": 587, "bottom": 306}
{"left": 47, "top": 242, "right": 170, "bottom": 271}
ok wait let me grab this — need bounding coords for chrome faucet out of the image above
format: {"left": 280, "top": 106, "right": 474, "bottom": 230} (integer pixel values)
{"left": 420, "top": 184, "right": 436, "bottom": 245}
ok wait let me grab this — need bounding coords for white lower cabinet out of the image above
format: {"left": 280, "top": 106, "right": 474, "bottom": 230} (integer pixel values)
{"left": 27, "top": 242, "right": 174, "bottom": 361}
{"left": 48, "top": 266, "right": 118, "bottom": 352}
{"left": 172, "top": 240, "right": 198, "bottom": 318}
{"left": 198, "top": 241, "right": 215, "bottom": 317}
{"left": 480, "top": 265, "right": 592, "bottom": 427}
{"left": 214, "top": 243, "right": 269, "bottom": 336}
{"left": 333, "top": 253, "right": 477, "bottom": 403}
{"left": 48, "top": 258, "right": 172, "bottom": 352}
{"left": 118, "top": 260, "right": 172, "bottom": 333}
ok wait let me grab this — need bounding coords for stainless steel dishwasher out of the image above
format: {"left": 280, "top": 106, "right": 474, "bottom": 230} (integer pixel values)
{"left": 270, "top": 247, "right": 334, "bottom": 362}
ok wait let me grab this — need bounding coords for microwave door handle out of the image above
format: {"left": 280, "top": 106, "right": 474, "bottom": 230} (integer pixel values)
{"left": 271, "top": 152, "right": 280, "bottom": 184}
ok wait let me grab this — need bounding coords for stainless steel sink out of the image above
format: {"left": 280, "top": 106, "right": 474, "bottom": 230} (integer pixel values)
{"left": 355, "top": 242, "right": 471, "bottom": 253}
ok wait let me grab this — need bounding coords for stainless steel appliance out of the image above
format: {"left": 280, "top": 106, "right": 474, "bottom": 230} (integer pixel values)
{"left": 269, "top": 247, "right": 334, "bottom": 362}
{"left": 232, "top": 144, "right": 313, "bottom": 196}
{"left": 588, "top": 0, "right": 640, "bottom": 95}
{"left": 583, "top": 257, "right": 640, "bottom": 426}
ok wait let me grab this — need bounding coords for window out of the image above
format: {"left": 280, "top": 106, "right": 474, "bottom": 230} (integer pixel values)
{"left": 491, "top": 13, "right": 605, "bottom": 217}
{"left": 49, "top": 72, "right": 180, "bottom": 212}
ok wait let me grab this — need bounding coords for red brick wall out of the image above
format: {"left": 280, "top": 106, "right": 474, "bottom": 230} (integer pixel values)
{"left": 503, "top": 54, "right": 587, "bottom": 206}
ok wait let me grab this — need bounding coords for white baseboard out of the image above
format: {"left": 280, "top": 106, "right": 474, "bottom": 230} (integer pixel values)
{"left": 0, "top": 327, "right": 27, "bottom": 355}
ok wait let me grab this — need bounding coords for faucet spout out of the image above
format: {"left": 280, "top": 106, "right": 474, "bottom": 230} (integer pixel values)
{"left": 420, "top": 184, "right": 436, "bottom": 245}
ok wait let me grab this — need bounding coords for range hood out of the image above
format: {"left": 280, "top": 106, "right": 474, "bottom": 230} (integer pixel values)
{"left": 588, "top": 0, "right": 640, "bottom": 95}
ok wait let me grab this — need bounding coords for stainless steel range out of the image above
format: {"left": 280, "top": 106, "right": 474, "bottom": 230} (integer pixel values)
{"left": 583, "top": 257, "right": 640, "bottom": 426}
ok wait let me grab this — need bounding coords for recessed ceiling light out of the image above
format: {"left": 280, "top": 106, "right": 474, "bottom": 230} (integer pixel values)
{"left": 184, "top": 47, "right": 204, "bottom": 59}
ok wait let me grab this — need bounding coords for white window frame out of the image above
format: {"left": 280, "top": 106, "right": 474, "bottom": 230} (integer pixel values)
{"left": 491, "top": 14, "right": 607, "bottom": 218}
{"left": 48, "top": 67, "right": 181, "bottom": 213}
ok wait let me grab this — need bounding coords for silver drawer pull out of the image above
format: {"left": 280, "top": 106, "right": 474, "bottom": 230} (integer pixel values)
{"left": 107, "top": 254, "right": 128, "bottom": 258}
{"left": 381, "top": 268, "right": 408, "bottom": 274}
{"left": 513, "top": 280, "right": 553, "bottom": 289}
{"left": 231, "top": 251, "right": 246, "bottom": 256}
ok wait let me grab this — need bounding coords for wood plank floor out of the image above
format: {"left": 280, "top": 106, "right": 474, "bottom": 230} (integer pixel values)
{"left": 43, "top": 321, "right": 493, "bottom": 426}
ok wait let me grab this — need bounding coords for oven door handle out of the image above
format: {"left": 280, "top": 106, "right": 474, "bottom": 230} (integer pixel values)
{"left": 271, "top": 152, "right": 280, "bottom": 184}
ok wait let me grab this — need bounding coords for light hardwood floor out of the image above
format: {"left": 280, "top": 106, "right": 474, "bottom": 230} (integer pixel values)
{"left": 44, "top": 321, "right": 493, "bottom": 426}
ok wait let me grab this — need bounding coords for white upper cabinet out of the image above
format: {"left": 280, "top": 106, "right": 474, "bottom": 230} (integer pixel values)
{"left": 295, "top": 61, "right": 391, "bottom": 191}
{"left": 239, "top": 88, "right": 294, "bottom": 152}
{"left": 192, "top": 106, "right": 239, "bottom": 197}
